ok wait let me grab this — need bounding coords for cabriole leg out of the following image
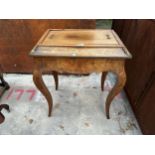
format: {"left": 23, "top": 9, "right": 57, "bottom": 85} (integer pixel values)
{"left": 105, "top": 67, "right": 126, "bottom": 119}
{"left": 33, "top": 69, "right": 53, "bottom": 117}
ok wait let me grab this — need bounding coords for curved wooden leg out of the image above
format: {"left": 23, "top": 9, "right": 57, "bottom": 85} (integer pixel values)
{"left": 52, "top": 71, "right": 59, "bottom": 90}
{"left": 101, "top": 72, "right": 107, "bottom": 91}
{"left": 33, "top": 69, "right": 53, "bottom": 117}
{"left": 105, "top": 67, "right": 126, "bottom": 119}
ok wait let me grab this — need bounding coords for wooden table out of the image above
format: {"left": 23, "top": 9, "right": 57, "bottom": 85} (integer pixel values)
{"left": 30, "top": 29, "right": 132, "bottom": 119}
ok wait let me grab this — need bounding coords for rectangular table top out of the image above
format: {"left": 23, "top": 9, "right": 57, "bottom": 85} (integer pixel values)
{"left": 30, "top": 29, "right": 132, "bottom": 59}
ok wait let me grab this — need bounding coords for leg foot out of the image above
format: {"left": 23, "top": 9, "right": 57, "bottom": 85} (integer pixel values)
{"left": 106, "top": 113, "right": 110, "bottom": 119}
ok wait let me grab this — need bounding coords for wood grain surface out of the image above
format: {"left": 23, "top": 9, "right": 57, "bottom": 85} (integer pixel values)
{"left": 30, "top": 29, "right": 132, "bottom": 58}
{"left": 113, "top": 19, "right": 155, "bottom": 134}
{"left": 31, "top": 29, "right": 130, "bottom": 118}
{"left": 40, "top": 29, "right": 119, "bottom": 47}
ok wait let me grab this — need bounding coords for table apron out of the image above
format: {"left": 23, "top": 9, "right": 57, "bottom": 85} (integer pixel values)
{"left": 33, "top": 57, "right": 125, "bottom": 74}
